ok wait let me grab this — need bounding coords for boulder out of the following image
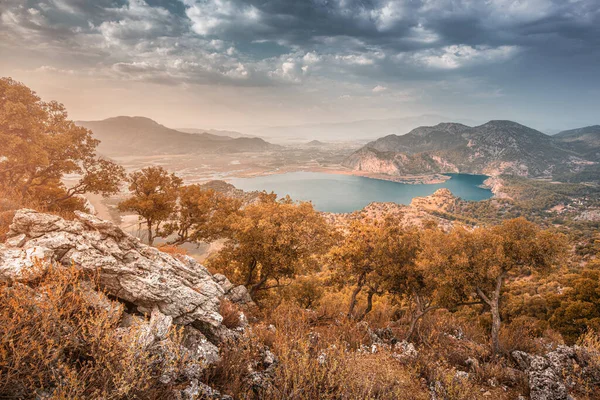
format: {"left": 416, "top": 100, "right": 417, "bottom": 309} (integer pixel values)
{"left": 512, "top": 346, "right": 578, "bottom": 400}
{"left": 0, "top": 209, "right": 251, "bottom": 342}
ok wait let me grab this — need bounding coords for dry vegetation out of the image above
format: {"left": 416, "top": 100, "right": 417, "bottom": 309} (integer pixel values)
{"left": 0, "top": 262, "right": 191, "bottom": 399}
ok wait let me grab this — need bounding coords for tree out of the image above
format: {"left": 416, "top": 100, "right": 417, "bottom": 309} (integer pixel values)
{"left": 0, "top": 77, "right": 125, "bottom": 211}
{"left": 208, "top": 193, "right": 332, "bottom": 298}
{"left": 329, "top": 218, "right": 384, "bottom": 319}
{"left": 329, "top": 217, "right": 424, "bottom": 324}
{"left": 548, "top": 269, "right": 600, "bottom": 343}
{"left": 378, "top": 221, "right": 435, "bottom": 339}
{"left": 420, "top": 218, "right": 566, "bottom": 354}
{"left": 118, "top": 166, "right": 182, "bottom": 245}
{"left": 163, "top": 184, "right": 241, "bottom": 245}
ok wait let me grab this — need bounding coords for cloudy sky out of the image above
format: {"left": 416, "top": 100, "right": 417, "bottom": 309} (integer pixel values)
{"left": 1, "top": 0, "right": 599, "bottom": 131}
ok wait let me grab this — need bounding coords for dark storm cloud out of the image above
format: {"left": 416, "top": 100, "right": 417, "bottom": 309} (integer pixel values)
{"left": 1, "top": 0, "right": 599, "bottom": 87}
{"left": 182, "top": 0, "right": 600, "bottom": 51}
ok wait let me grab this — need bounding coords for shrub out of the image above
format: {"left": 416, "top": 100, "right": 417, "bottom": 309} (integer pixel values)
{"left": 0, "top": 261, "right": 189, "bottom": 399}
{"left": 220, "top": 299, "right": 244, "bottom": 330}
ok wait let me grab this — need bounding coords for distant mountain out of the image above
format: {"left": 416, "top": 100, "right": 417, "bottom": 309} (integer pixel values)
{"left": 554, "top": 125, "right": 600, "bottom": 161}
{"left": 305, "top": 140, "right": 328, "bottom": 147}
{"left": 76, "top": 117, "right": 278, "bottom": 156}
{"left": 253, "top": 115, "right": 481, "bottom": 143}
{"left": 177, "top": 128, "right": 257, "bottom": 139}
{"left": 343, "top": 120, "right": 586, "bottom": 177}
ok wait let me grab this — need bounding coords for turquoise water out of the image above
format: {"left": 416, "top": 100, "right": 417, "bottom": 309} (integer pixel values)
{"left": 228, "top": 172, "right": 492, "bottom": 213}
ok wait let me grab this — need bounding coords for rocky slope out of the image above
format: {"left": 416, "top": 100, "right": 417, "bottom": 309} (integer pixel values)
{"left": 323, "top": 188, "right": 461, "bottom": 231}
{"left": 343, "top": 120, "right": 588, "bottom": 178}
{"left": 0, "top": 209, "right": 253, "bottom": 398}
{"left": 77, "top": 116, "right": 279, "bottom": 157}
{"left": 554, "top": 125, "right": 600, "bottom": 161}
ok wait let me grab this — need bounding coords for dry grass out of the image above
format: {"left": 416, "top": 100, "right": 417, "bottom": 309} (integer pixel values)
{"left": 209, "top": 303, "right": 430, "bottom": 399}
{"left": 220, "top": 298, "right": 244, "bottom": 329}
{"left": 573, "top": 330, "right": 600, "bottom": 398}
{"left": 0, "top": 261, "right": 190, "bottom": 399}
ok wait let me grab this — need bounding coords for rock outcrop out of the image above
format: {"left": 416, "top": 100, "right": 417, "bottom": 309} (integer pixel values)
{"left": 0, "top": 209, "right": 252, "bottom": 342}
{"left": 513, "top": 345, "right": 599, "bottom": 400}
{"left": 410, "top": 188, "right": 458, "bottom": 213}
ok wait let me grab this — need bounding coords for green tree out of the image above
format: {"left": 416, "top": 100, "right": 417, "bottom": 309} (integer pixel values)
{"left": 118, "top": 166, "right": 182, "bottom": 245}
{"left": 208, "top": 193, "right": 332, "bottom": 299}
{"left": 0, "top": 77, "right": 125, "bottom": 211}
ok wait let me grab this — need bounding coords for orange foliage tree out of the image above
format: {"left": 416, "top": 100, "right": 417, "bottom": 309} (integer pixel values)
{"left": 420, "top": 218, "right": 567, "bottom": 354}
{"left": 163, "top": 184, "right": 241, "bottom": 245}
{"left": 209, "top": 193, "right": 332, "bottom": 298}
{"left": 118, "top": 166, "right": 182, "bottom": 245}
{"left": 0, "top": 77, "right": 125, "bottom": 211}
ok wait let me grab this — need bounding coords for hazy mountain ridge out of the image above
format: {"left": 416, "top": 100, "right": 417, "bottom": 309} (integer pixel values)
{"left": 553, "top": 125, "right": 600, "bottom": 161}
{"left": 344, "top": 120, "right": 594, "bottom": 177}
{"left": 77, "top": 116, "right": 278, "bottom": 156}
{"left": 177, "top": 127, "right": 257, "bottom": 139}
{"left": 253, "top": 114, "right": 481, "bottom": 143}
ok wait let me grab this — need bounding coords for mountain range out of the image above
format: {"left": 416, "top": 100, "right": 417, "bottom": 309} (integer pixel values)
{"left": 252, "top": 114, "right": 482, "bottom": 143}
{"left": 343, "top": 121, "right": 599, "bottom": 178}
{"left": 76, "top": 117, "right": 278, "bottom": 157}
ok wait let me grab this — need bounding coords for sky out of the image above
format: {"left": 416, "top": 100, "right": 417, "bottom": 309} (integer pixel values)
{"left": 1, "top": 0, "right": 599, "bottom": 132}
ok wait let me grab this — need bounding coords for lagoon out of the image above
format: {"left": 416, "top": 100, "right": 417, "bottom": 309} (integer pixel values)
{"left": 228, "top": 172, "right": 492, "bottom": 213}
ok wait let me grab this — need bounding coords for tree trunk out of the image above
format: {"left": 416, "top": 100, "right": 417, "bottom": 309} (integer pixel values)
{"left": 147, "top": 220, "right": 154, "bottom": 246}
{"left": 245, "top": 259, "right": 257, "bottom": 287}
{"left": 476, "top": 273, "right": 505, "bottom": 355}
{"left": 249, "top": 274, "right": 269, "bottom": 297}
{"left": 347, "top": 275, "right": 365, "bottom": 318}
{"left": 406, "top": 310, "right": 425, "bottom": 341}
{"left": 405, "top": 293, "right": 434, "bottom": 341}
{"left": 356, "top": 289, "right": 375, "bottom": 321}
{"left": 490, "top": 297, "right": 501, "bottom": 355}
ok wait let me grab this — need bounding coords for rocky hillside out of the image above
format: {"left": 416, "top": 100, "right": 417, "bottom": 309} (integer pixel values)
{"left": 0, "top": 209, "right": 253, "bottom": 398}
{"left": 554, "top": 125, "right": 600, "bottom": 161}
{"left": 323, "top": 188, "right": 461, "bottom": 232}
{"left": 77, "top": 116, "right": 279, "bottom": 157}
{"left": 343, "top": 120, "right": 588, "bottom": 177}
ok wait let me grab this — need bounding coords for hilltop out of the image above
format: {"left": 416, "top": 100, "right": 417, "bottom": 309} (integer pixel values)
{"left": 177, "top": 127, "right": 257, "bottom": 139}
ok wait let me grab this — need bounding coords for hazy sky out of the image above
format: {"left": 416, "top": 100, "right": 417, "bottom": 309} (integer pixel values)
{"left": 1, "top": 0, "right": 599, "bottom": 131}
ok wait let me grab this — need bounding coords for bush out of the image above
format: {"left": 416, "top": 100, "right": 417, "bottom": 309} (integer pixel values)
{"left": 220, "top": 299, "right": 244, "bottom": 330}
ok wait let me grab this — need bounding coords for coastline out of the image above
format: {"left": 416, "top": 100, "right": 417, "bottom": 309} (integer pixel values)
{"left": 225, "top": 164, "right": 453, "bottom": 185}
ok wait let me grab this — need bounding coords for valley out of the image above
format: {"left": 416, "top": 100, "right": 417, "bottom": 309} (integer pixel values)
{"left": 76, "top": 116, "right": 600, "bottom": 266}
